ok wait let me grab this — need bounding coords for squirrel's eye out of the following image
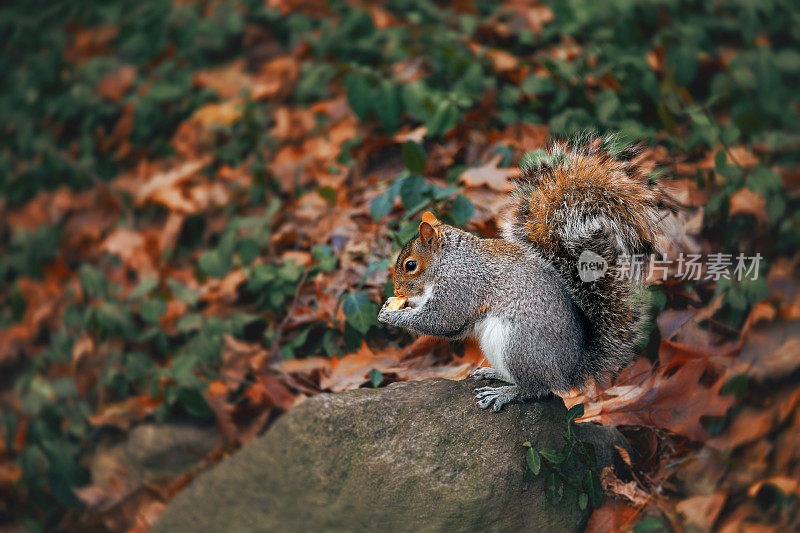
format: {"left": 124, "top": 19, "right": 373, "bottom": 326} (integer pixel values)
{"left": 404, "top": 259, "right": 418, "bottom": 273}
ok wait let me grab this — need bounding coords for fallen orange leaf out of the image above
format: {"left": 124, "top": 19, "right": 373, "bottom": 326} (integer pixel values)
{"left": 458, "top": 155, "right": 520, "bottom": 192}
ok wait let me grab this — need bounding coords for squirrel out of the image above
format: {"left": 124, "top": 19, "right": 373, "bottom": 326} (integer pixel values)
{"left": 378, "top": 136, "right": 671, "bottom": 412}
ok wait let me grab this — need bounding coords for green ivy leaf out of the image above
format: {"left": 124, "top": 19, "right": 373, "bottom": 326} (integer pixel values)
{"left": 426, "top": 100, "right": 459, "bottom": 137}
{"left": 526, "top": 447, "right": 541, "bottom": 475}
{"left": 176, "top": 313, "right": 203, "bottom": 333}
{"left": 312, "top": 244, "right": 337, "bottom": 272}
{"left": 374, "top": 80, "right": 401, "bottom": 133}
{"left": 583, "top": 470, "right": 603, "bottom": 508}
{"left": 539, "top": 448, "right": 566, "bottom": 464}
{"left": 595, "top": 90, "right": 620, "bottom": 123}
{"left": 520, "top": 74, "right": 556, "bottom": 95}
{"left": 317, "top": 185, "right": 337, "bottom": 205}
{"left": 127, "top": 277, "right": 159, "bottom": 301}
{"left": 370, "top": 191, "right": 394, "bottom": 221}
{"left": 544, "top": 473, "right": 563, "bottom": 502}
{"left": 80, "top": 265, "right": 108, "bottom": 300}
{"left": 198, "top": 250, "right": 230, "bottom": 278}
{"left": 342, "top": 292, "right": 377, "bottom": 334}
{"left": 396, "top": 220, "right": 419, "bottom": 245}
{"left": 167, "top": 279, "right": 200, "bottom": 306}
{"left": 579, "top": 492, "right": 588, "bottom": 510}
{"left": 236, "top": 238, "right": 260, "bottom": 265}
{"left": 369, "top": 368, "right": 383, "bottom": 388}
{"left": 176, "top": 387, "right": 212, "bottom": 419}
{"left": 343, "top": 71, "right": 373, "bottom": 120}
{"left": 401, "top": 141, "right": 427, "bottom": 173}
{"left": 399, "top": 174, "right": 429, "bottom": 209}
{"left": 95, "top": 302, "right": 136, "bottom": 337}
{"left": 140, "top": 297, "right": 167, "bottom": 325}
{"left": 450, "top": 195, "right": 474, "bottom": 225}
{"left": 633, "top": 517, "right": 667, "bottom": 533}
{"left": 566, "top": 403, "right": 584, "bottom": 423}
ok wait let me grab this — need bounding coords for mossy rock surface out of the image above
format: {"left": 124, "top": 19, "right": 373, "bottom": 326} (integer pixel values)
{"left": 154, "top": 378, "right": 627, "bottom": 532}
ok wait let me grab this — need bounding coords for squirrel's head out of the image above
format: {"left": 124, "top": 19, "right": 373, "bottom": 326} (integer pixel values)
{"left": 392, "top": 211, "right": 442, "bottom": 300}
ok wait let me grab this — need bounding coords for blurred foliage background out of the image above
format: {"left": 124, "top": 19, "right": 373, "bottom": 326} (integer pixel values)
{"left": 1, "top": 0, "right": 799, "bottom": 530}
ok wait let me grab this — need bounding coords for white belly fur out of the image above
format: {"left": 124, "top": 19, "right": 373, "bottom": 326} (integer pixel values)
{"left": 474, "top": 316, "right": 513, "bottom": 382}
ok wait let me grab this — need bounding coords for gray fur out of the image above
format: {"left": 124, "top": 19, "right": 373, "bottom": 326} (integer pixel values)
{"left": 378, "top": 227, "right": 589, "bottom": 407}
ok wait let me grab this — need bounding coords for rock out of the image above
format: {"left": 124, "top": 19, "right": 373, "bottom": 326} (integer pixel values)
{"left": 154, "top": 378, "right": 628, "bottom": 532}
{"left": 91, "top": 424, "right": 220, "bottom": 488}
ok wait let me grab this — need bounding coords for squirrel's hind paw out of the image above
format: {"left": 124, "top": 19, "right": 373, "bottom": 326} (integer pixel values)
{"left": 475, "top": 385, "right": 520, "bottom": 412}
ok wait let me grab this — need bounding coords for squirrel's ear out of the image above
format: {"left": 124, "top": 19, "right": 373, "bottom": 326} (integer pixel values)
{"left": 421, "top": 211, "right": 440, "bottom": 226}
{"left": 419, "top": 222, "right": 440, "bottom": 249}
{"left": 419, "top": 211, "right": 441, "bottom": 248}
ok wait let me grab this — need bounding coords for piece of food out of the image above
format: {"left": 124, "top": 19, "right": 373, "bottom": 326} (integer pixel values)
{"left": 387, "top": 296, "right": 408, "bottom": 310}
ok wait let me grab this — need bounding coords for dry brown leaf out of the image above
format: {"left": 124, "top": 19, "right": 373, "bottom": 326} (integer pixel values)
{"left": 676, "top": 492, "right": 726, "bottom": 530}
{"left": 136, "top": 157, "right": 211, "bottom": 206}
{"left": 614, "top": 445, "right": 632, "bottom": 467}
{"left": 282, "top": 250, "right": 312, "bottom": 268}
{"left": 600, "top": 466, "right": 649, "bottom": 506}
{"left": 245, "top": 375, "right": 296, "bottom": 411}
{"left": 271, "top": 106, "right": 317, "bottom": 141}
{"left": 710, "top": 388, "right": 800, "bottom": 449}
{"left": 193, "top": 59, "right": 251, "bottom": 99}
{"left": 201, "top": 269, "right": 247, "bottom": 304}
{"left": 219, "top": 334, "right": 266, "bottom": 388}
{"left": 369, "top": 5, "right": 396, "bottom": 29}
{"left": 656, "top": 309, "right": 696, "bottom": 340}
{"left": 517, "top": 4, "right": 554, "bottom": 34}
{"left": 63, "top": 25, "right": 118, "bottom": 64}
{"left": 191, "top": 100, "right": 242, "bottom": 128}
{"left": 159, "top": 299, "right": 187, "bottom": 334}
{"left": 729, "top": 188, "right": 768, "bottom": 223}
{"left": 274, "top": 356, "right": 330, "bottom": 374}
{"left": 585, "top": 498, "right": 641, "bottom": 533}
{"left": 741, "top": 320, "right": 800, "bottom": 381}
{"left": 397, "top": 361, "right": 473, "bottom": 382}
{"left": 97, "top": 66, "right": 137, "bottom": 102}
{"left": 72, "top": 333, "right": 94, "bottom": 365}
{"left": 458, "top": 155, "right": 519, "bottom": 192}
{"left": 203, "top": 381, "right": 238, "bottom": 444}
{"left": 0, "top": 461, "right": 22, "bottom": 486}
{"left": 581, "top": 358, "right": 735, "bottom": 442}
{"left": 748, "top": 476, "right": 800, "bottom": 498}
{"left": 158, "top": 212, "right": 186, "bottom": 253}
{"left": 394, "top": 126, "right": 428, "bottom": 144}
{"left": 493, "top": 2, "right": 553, "bottom": 37}
{"left": 88, "top": 396, "right": 161, "bottom": 430}
{"left": 485, "top": 49, "right": 520, "bottom": 73}
{"left": 102, "top": 228, "right": 155, "bottom": 275}
{"left": 322, "top": 342, "right": 406, "bottom": 391}
{"left": 660, "top": 179, "right": 709, "bottom": 207}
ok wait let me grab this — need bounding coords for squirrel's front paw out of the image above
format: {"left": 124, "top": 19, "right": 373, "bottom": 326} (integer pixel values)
{"left": 378, "top": 303, "right": 400, "bottom": 325}
{"left": 475, "top": 385, "right": 520, "bottom": 412}
{"left": 377, "top": 306, "right": 393, "bottom": 324}
{"left": 378, "top": 297, "right": 409, "bottom": 325}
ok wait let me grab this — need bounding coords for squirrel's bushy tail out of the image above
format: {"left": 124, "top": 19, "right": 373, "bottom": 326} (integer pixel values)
{"left": 504, "top": 135, "right": 670, "bottom": 382}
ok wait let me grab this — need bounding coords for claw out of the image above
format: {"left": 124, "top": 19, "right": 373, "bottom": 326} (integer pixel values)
{"left": 471, "top": 366, "right": 498, "bottom": 381}
{"left": 473, "top": 385, "right": 520, "bottom": 412}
